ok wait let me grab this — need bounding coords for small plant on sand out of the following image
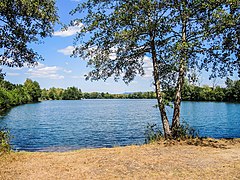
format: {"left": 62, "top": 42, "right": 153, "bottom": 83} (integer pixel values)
{"left": 144, "top": 123, "right": 163, "bottom": 144}
{"left": 0, "top": 129, "right": 11, "bottom": 154}
{"left": 145, "top": 120, "right": 199, "bottom": 144}
{"left": 171, "top": 120, "right": 199, "bottom": 140}
{"left": 145, "top": 121, "right": 232, "bottom": 149}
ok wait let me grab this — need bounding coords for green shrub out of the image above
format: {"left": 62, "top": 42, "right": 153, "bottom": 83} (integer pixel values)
{"left": 0, "top": 129, "right": 11, "bottom": 154}
{"left": 144, "top": 123, "right": 163, "bottom": 144}
{"left": 171, "top": 120, "right": 199, "bottom": 140}
{"left": 145, "top": 121, "right": 199, "bottom": 143}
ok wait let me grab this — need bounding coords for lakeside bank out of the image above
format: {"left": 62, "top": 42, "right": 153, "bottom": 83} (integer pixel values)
{"left": 1, "top": 139, "right": 240, "bottom": 179}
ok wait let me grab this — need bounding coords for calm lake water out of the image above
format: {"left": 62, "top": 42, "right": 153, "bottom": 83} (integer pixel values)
{"left": 0, "top": 100, "right": 239, "bottom": 151}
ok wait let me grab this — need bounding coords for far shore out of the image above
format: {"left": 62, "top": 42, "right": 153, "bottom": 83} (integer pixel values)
{"left": 1, "top": 138, "right": 240, "bottom": 179}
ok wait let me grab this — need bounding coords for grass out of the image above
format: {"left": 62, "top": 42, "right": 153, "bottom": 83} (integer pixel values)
{"left": 0, "top": 138, "right": 240, "bottom": 179}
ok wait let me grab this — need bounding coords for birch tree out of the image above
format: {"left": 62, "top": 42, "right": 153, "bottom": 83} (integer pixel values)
{"left": 71, "top": 0, "right": 239, "bottom": 138}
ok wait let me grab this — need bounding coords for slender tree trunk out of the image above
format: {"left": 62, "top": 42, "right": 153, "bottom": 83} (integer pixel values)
{"left": 171, "top": 19, "right": 187, "bottom": 130}
{"left": 150, "top": 32, "right": 171, "bottom": 138}
{"left": 171, "top": 58, "right": 185, "bottom": 129}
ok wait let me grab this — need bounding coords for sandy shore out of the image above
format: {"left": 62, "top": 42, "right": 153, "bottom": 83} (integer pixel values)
{"left": 0, "top": 139, "right": 240, "bottom": 179}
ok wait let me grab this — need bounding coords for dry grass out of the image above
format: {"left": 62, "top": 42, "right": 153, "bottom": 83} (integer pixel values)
{"left": 0, "top": 139, "right": 240, "bottom": 180}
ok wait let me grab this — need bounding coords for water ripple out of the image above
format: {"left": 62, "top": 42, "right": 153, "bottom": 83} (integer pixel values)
{"left": 0, "top": 100, "right": 240, "bottom": 151}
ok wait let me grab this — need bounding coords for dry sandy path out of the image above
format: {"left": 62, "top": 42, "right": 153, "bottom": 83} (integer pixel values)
{"left": 0, "top": 141, "right": 240, "bottom": 179}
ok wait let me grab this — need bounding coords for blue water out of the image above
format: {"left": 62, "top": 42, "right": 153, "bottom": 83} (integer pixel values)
{"left": 0, "top": 100, "right": 239, "bottom": 151}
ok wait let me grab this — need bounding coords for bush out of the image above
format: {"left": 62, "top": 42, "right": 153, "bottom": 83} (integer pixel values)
{"left": 144, "top": 121, "right": 199, "bottom": 144}
{"left": 0, "top": 129, "right": 11, "bottom": 154}
{"left": 171, "top": 121, "right": 199, "bottom": 140}
{"left": 144, "top": 123, "right": 163, "bottom": 143}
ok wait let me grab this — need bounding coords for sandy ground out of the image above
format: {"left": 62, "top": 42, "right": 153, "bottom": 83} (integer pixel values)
{"left": 0, "top": 139, "right": 240, "bottom": 180}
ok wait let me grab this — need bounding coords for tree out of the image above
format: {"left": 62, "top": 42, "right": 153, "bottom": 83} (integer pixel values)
{"left": 225, "top": 77, "right": 234, "bottom": 88}
{"left": 202, "top": 0, "right": 239, "bottom": 77}
{"left": 71, "top": 0, "right": 239, "bottom": 138}
{"left": 0, "top": 79, "right": 35, "bottom": 110}
{"left": 0, "top": 0, "right": 58, "bottom": 71}
{"left": 213, "top": 86, "right": 225, "bottom": 101}
{"left": 62, "top": 87, "right": 82, "bottom": 100}
{"left": 41, "top": 88, "right": 49, "bottom": 100}
{"left": 0, "top": 88, "right": 10, "bottom": 109}
{"left": 24, "top": 79, "right": 41, "bottom": 102}
{"left": 160, "top": 0, "right": 238, "bottom": 135}
{"left": 48, "top": 87, "right": 57, "bottom": 100}
{"left": 71, "top": 0, "right": 172, "bottom": 137}
{"left": 225, "top": 78, "right": 240, "bottom": 102}
{"left": 233, "top": 80, "right": 240, "bottom": 101}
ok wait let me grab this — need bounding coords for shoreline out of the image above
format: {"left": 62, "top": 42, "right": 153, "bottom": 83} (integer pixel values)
{"left": 11, "top": 137, "right": 240, "bottom": 153}
{"left": 1, "top": 139, "right": 240, "bottom": 179}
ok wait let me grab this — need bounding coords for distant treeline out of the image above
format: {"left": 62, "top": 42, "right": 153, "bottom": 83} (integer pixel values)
{"left": 41, "top": 87, "right": 82, "bottom": 100}
{"left": 42, "top": 78, "right": 240, "bottom": 102}
{"left": 1, "top": 78, "right": 240, "bottom": 111}
{"left": 83, "top": 92, "right": 156, "bottom": 99}
{"left": 40, "top": 87, "right": 155, "bottom": 100}
{"left": 0, "top": 79, "right": 83, "bottom": 111}
{"left": 181, "top": 78, "right": 240, "bottom": 102}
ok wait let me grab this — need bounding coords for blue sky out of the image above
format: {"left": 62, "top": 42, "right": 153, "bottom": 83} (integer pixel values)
{"left": 2, "top": 0, "right": 236, "bottom": 93}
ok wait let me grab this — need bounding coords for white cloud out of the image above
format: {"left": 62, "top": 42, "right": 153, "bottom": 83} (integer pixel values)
{"left": 109, "top": 53, "right": 117, "bottom": 60}
{"left": 7, "top": 73, "right": 20, "bottom": 76}
{"left": 53, "top": 24, "right": 83, "bottom": 37}
{"left": 57, "top": 46, "right": 75, "bottom": 56}
{"left": 109, "top": 47, "right": 117, "bottom": 60}
{"left": 71, "top": 75, "right": 85, "bottom": 79}
{"left": 142, "top": 56, "right": 153, "bottom": 78}
{"left": 64, "top": 69, "right": 72, "bottom": 73}
{"left": 26, "top": 63, "right": 64, "bottom": 80}
{"left": 5, "top": 66, "right": 22, "bottom": 71}
{"left": 34, "top": 63, "right": 45, "bottom": 69}
{"left": 131, "top": 81, "right": 138, "bottom": 84}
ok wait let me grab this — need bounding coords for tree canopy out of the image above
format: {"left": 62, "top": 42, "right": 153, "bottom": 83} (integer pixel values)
{"left": 0, "top": 78, "right": 41, "bottom": 110}
{"left": 0, "top": 0, "right": 58, "bottom": 69}
{"left": 23, "top": 78, "right": 41, "bottom": 102}
{"left": 71, "top": 0, "right": 239, "bottom": 138}
{"left": 62, "top": 87, "right": 82, "bottom": 100}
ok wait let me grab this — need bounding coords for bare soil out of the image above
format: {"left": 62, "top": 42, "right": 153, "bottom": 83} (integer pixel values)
{"left": 0, "top": 139, "right": 240, "bottom": 180}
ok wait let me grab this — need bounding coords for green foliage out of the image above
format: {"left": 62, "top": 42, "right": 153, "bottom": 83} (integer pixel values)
{"left": 0, "top": 78, "right": 41, "bottom": 111}
{"left": 171, "top": 121, "right": 199, "bottom": 140}
{"left": 0, "top": 0, "right": 58, "bottom": 70}
{"left": 71, "top": 0, "right": 167, "bottom": 83}
{"left": 180, "top": 78, "right": 240, "bottom": 102}
{"left": 144, "top": 123, "right": 163, "bottom": 144}
{"left": 225, "top": 79, "right": 240, "bottom": 102}
{"left": 40, "top": 78, "right": 240, "bottom": 102}
{"left": 0, "top": 129, "right": 11, "bottom": 154}
{"left": 127, "top": 92, "right": 156, "bottom": 99}
{"left": 62, "top": 87, "right": 82, "bottom": 100}
{"left": 48, "top": 87, "right": 58, "bottom": 100}
{"left": 24, "top": 79, "right": 41, "bottom": 102}
{"left": 81, "top": 91, "right": 156, "bottom": 99}
{"left": 203, "top": 0, "right": 240, "bottom": 78}
{"left": 40, "top": 88, "right": 49, "bottom": 100}
{"left": 0, "top": 88, "right": 11, "bottom": 110}
{"left": 70, "top": 0, "right": 239, "bottom": 138}
{"left": 145, "top": 121, "right": 199, "bottom": 143}
{"left": 40, "top": 87, "right": 82, "bottom": 100}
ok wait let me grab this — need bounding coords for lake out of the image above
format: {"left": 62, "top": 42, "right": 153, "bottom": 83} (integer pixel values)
{"left": 0, "top": 100, "right": 239, "bottom": 152}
